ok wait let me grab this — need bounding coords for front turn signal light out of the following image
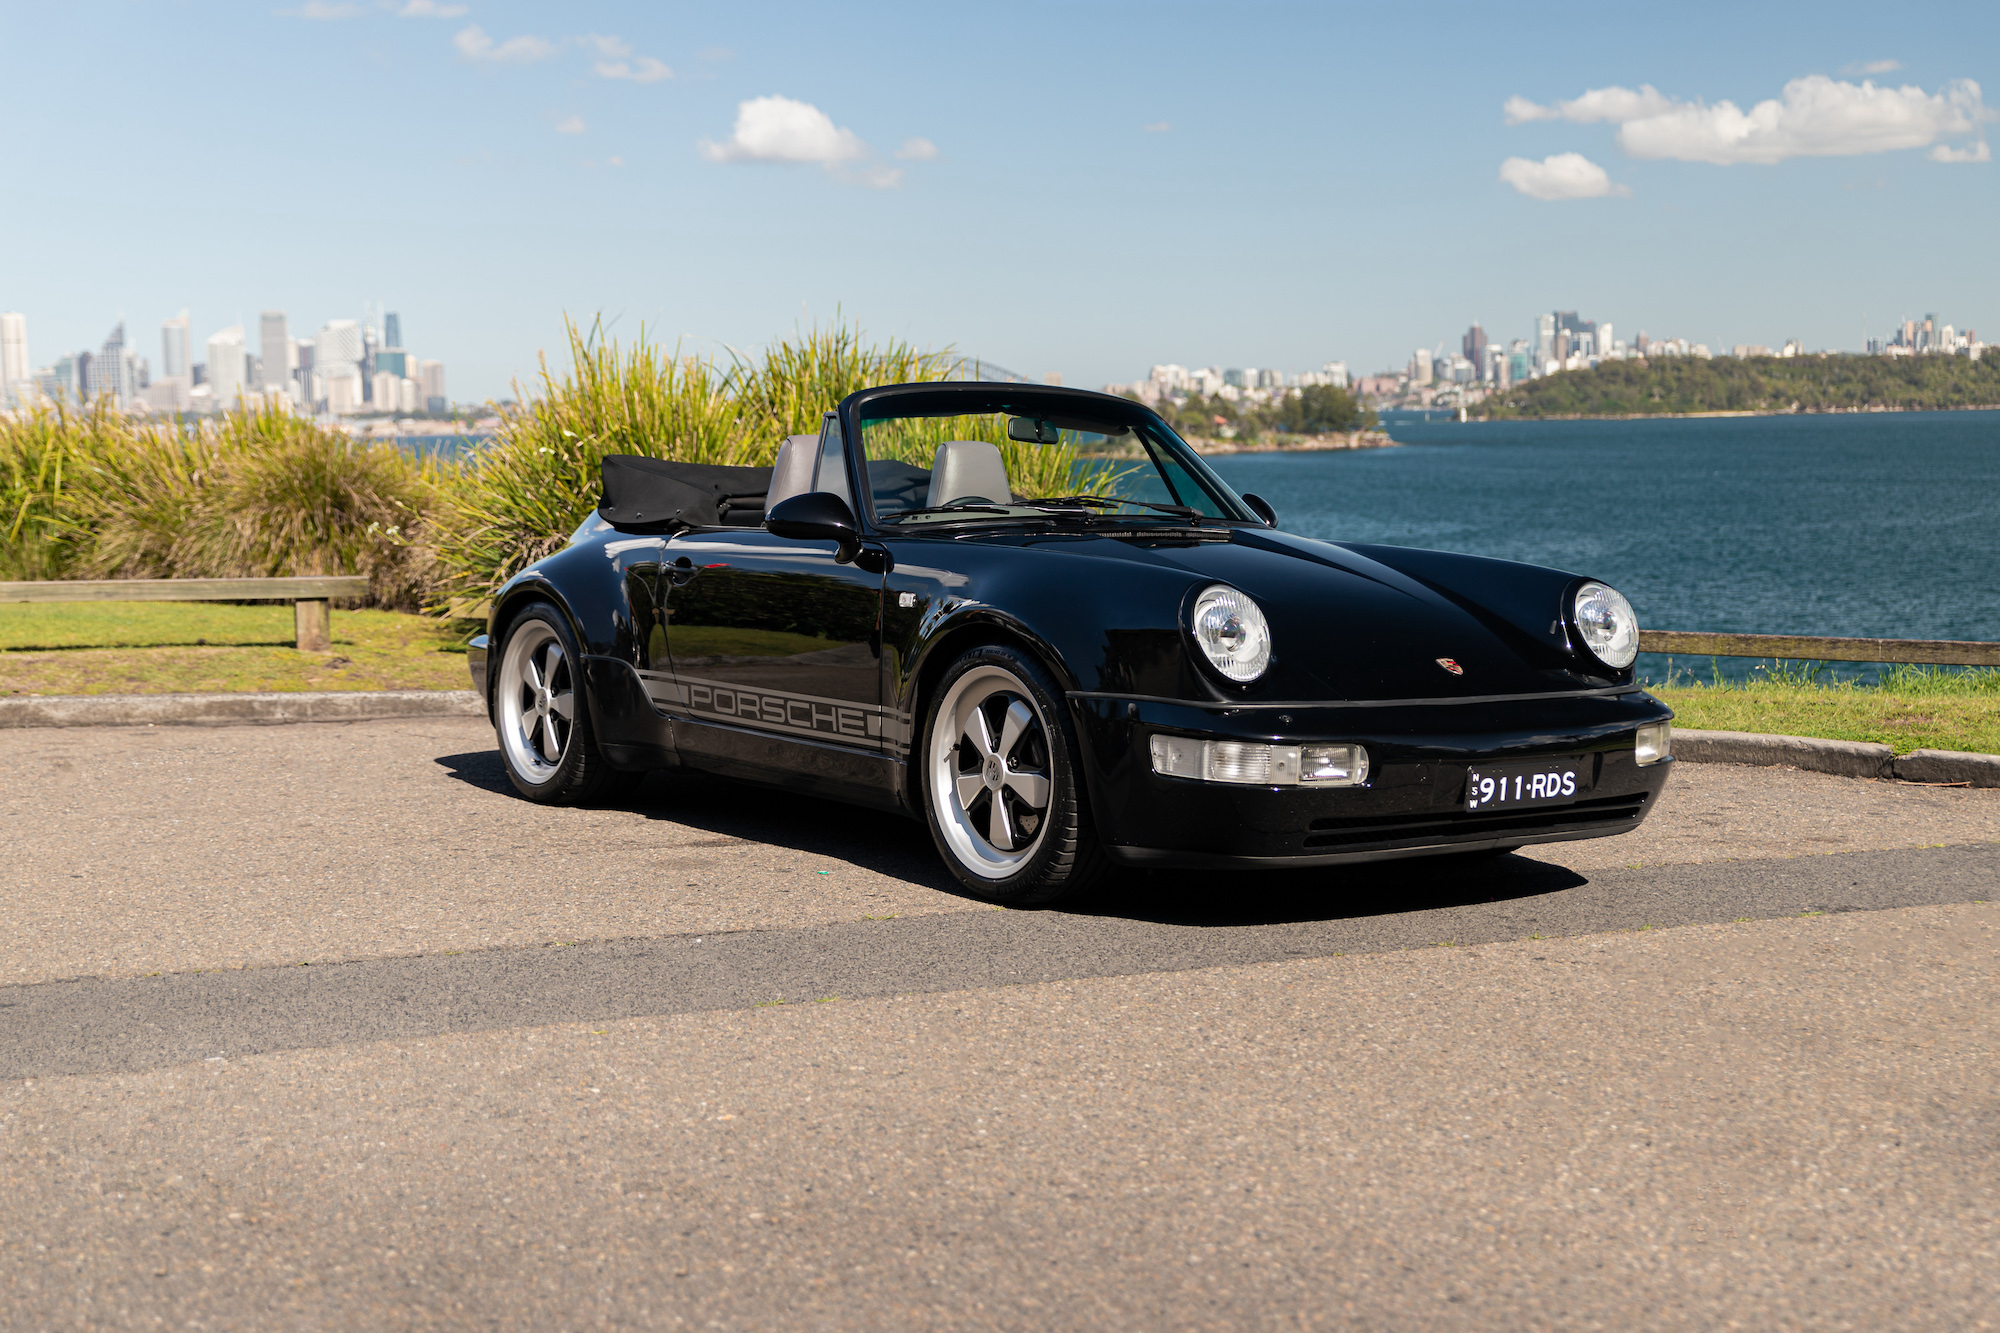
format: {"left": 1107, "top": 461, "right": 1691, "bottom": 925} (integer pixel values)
{"left": 1150, "top": 736, "right": 1368, "bottom": 788}
{"left": 1636, "top": 721, "right": 1671, "bottom": 766}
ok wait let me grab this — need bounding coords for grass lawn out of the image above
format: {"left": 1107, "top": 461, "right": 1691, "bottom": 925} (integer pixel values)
{"left": 0, "top": 602, "right": 478, "bottom": 696}
{"left": 1653, "top": 664, "right": 2000, "bottom": 756}
{"left": 8, "top": 605, "right": 1998, "bottom": 758}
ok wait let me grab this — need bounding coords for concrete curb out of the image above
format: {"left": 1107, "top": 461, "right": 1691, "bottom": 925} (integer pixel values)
{"left": 0, "top": 690, "right": 485, "bottom": 729}
{"left": 1676, "top": 728, "right": 2000, "bottom": 788}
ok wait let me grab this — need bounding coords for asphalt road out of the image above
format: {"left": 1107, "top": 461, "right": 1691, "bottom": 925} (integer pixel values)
{"left": 2, "top": 717, "right": 1996, "bottom": 1330}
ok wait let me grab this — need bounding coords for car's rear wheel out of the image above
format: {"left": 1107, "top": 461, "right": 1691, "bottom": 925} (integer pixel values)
{"left": 921, "top": 645, "right": 1106, "bottom": 905}
{"left": 495, "top": 602, "right": 628, "bottom": 805}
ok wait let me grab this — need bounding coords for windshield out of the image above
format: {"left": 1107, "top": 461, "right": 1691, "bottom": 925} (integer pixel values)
{"left": 856, "top": 407, "right": 1252, "bottom": 526}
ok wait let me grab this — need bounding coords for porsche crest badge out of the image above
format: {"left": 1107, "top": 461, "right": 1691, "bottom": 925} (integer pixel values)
{"left": 1436, "top": 658, "right": 1464, "bottom": 675}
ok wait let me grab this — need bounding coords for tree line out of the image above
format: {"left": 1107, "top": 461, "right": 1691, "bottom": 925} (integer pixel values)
{"left": 1139, "top": 384, "right": 1376, "bottom": 441}
{"left": 1478, "top": 354, "right": 2000, "bottom": 418}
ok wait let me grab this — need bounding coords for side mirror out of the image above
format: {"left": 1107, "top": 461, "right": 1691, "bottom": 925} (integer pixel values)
{"left": 1242, "top": 492, "right": 1277, "bottom": 527}
{"left": 767, "top": 491, "right": 862, "bottom": 560}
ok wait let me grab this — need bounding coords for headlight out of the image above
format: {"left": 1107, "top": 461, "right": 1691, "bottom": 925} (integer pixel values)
{"left": 1572, "top": 581, "right": 1639, "bottom": 670}
{"left": 1189, "top": 585, "right": 1272, "bottom": 682}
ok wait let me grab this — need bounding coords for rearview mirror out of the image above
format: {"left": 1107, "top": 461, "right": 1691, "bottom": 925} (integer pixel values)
{"left": 1007, "top": 417, "right": 1060, "bottom": 444}
{"left": 766, "top": 491, "right": 860, "bottom": 558}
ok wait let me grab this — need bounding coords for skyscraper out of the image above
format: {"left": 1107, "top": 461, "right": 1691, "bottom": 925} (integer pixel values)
{"left": 86, "top": 322, "right": 137, "bottom": 406}
{"left": 259, "top": 312, "right": 289, "bottom": 395}
{"left": 1462, "top": 323, "right": 1488, "bottom": 380}
{"left": 384, "top": 311, "right": 402, "bottom": 351}
{"left": 206, "top": 326, "right": 247, "bottom": 404}
{"left": 1535, "top": 312, "right": 1555, "bottom": 368}
{"left": 161, "top": 313, "right": 191, "bottom": 381}
{"left": 0, "top": 312, "right": 27, "bottom": 404}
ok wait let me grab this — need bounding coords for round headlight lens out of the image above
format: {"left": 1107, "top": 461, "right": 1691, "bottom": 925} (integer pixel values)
{"left": 1190, "top": 585, "right": 1272, "bottom": 682}
{"left": 1573, "top": 581, "right": 1639, "bottom": 669}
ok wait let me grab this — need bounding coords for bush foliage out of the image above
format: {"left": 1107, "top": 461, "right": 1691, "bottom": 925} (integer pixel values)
{"left": 3, "top": 317, "right": 982, "bottom": 608}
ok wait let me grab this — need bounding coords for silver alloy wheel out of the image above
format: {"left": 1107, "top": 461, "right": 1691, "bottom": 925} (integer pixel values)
{"left": 497, "top": 618, "right": 576, "bottom": 785}
{"left": 929, "top": 664, "right": 1055, "bottom": 879}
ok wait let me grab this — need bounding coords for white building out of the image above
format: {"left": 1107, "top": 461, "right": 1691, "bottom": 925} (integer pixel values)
{"left": 258, "top": 312, "right": 291, "bottom": 396}
{"left": 1411, "top": 348, "right": 1434, "bottom": 387}
{"left": 321, "top": 364, "right": 364, "bottom": 415}
{"left": 419, "top": 359, "right": 446, "bottom": 412}
{"left": 1, "top": 312, "right": 28, "bottom": 405}
{"left": 1322, "top": 360, "right": 1349, "bottom": 389}
{"left": 206, "top": 326, "right": 247, "bottom": 405}
{"left": 161, "top": 313, "right": 191, "bottom": 382}
{"left": 371, "top": 371, "right": 401, "bottom": 411}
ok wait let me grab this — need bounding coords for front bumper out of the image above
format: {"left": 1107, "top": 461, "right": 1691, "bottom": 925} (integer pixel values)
{"left": 1071, "top": 690, "right": 1674, "bottom": 868}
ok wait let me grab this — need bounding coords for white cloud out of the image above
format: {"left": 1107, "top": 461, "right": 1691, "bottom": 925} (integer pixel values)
{"left": 608, "top": 156, "right": 624, "bottom": 168}
{"left": 1619, "top": 76, "right": 1990, "bottom": 163}
{"left": 1505, "top": 85, "right": 1675, "bottom": 125}
{"left": 1507, "top": 75, "right": 1993, "bottom": 165}
{"left": 395, "top": 0, "right": 467, "bottom": 15}
{"left": 596, "top": 56, "right": 671, "bottom": 82}
{"left": 1499, "top": 152, "right": 1630, "bottom": 200}
{"left": 453, "top": 24, "right": 556, "bottom": 64}
{"left": 1930, "top": 140, "right": 1991, "bottom": 162}
{"left": 283, "top": 1, "right": 361, "bottom": 17}
{"left": 854, "top": 163, "right": 905, "bottom": 188}
{"left": 577, "top": 35, "right": 671, "bottom": 82}
{"left": 1143, "top": 121, "right": 1171, "bottom": 133}
{"left": 700, "top": 95, "right": 867, "bottom": 165}
{"left": 895, "top": 136, "right": 938, "bottom": 160}
{"left": 1844, "top": 59, "right": 1903, "bottom": 76}
{"left": 556, "top": 115, "right": 585, "bottom": 135}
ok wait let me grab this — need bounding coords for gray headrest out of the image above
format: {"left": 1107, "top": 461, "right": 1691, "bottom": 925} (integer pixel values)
{"left": 766, "top": 434, "right": 820, "bottom": 509}
{"left": 926, "top": 440, "right": 1011, "bottom": 509}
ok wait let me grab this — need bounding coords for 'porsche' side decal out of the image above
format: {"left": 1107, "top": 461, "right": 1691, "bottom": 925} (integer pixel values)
{"left": 638, "top": 669, "right": 895, "bottom": 743}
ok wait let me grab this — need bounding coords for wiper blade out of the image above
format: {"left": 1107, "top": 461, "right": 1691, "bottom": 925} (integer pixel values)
{"left": 1030, "top": 495, "right": 1205, "bottom": 521}
{"left": 880, "top": 503, "right": 1023, "bottom": 523}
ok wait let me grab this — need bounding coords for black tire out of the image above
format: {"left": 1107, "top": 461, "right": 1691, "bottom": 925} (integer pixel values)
{"left": 492, "top": 601, "right": 627, "bottom": 805}
{"left": 919, "top": 644, "right": 1107, "bottom": 905}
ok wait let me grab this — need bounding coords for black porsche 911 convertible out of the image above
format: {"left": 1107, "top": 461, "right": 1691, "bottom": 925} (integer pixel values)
{"left": 468, "top": 381, "right": 1673, "bottom": 904}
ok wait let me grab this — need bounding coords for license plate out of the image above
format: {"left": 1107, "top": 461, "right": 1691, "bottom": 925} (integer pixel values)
{"left": 1465, "top": 759, "right": 1591, "bottom": 812}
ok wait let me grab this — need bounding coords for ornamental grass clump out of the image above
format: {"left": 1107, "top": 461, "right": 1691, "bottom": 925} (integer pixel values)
{"left": 0, "top": 400, "right": 141, "bottom": 580}
{"left": 429, "top": 317, "right": 963, "bottom": 602}
{"left": 0, "top": 401, "right": 438, "bottom": 609}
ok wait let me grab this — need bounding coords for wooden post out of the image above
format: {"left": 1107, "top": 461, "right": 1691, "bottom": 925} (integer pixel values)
{"left": 295, "top": 598, "right": 330, "bottom": 652}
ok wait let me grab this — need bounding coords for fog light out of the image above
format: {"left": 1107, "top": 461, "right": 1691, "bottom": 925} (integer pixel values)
{"left": 1302, "top": 743, "right": 1369, "bottom": 786}
{"left": 1636, "top": 721, "right": 1671, "bottom": 766}
{"left": 1150, "top": 736, "right": 1366, "bottom": 787}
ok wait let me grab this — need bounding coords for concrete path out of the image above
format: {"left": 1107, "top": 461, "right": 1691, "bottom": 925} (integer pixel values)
{"left": 2, "top": 718, "right": 1995, "bottom": 1330}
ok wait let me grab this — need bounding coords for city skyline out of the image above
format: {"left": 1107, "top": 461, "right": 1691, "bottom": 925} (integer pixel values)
{"left": 1, "top": 2, "right": 1994, "bottom": 399}
{"left": 0, "top": 305, "right": 448, "bottom": 417}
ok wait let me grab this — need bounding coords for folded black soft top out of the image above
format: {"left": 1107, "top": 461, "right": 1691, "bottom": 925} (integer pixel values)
{"left": 598, "top": 454, "right": 771, "bottom": 531}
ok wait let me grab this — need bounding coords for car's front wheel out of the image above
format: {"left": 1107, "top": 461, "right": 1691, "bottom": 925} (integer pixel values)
{"left": 494, "top": 601, "right": 627, "bottom": 804}
{"left": 921, "top": 645, "right": 1106, "bottom": 905}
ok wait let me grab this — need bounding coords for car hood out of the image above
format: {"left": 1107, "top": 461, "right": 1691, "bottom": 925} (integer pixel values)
{"left": 1008, "top": 527, "right": 1618, "bottom": 702}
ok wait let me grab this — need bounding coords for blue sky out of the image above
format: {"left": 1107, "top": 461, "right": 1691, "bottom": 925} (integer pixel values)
{"left": 2, "top": 1, "right": 1995, "bottom": 400}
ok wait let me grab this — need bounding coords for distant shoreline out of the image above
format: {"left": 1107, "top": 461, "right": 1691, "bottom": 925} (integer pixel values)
{"left": 1185, "top": 429, "right": 1397, "bottom": 455}
{"left": 1472, "top": 403, "right": 2000, "bottom": 423}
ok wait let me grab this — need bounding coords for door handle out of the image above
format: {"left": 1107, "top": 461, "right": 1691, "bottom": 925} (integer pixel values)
{"left": 668, "top": 557, "right": 726, "bottom": 587}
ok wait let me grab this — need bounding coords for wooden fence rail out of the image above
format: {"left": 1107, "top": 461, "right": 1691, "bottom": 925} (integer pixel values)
{"left": 1640, "top": 630, "right": 2000, "bottom": 667}
{"left": 0, "top": 576, "right": 370, "bottom": 652}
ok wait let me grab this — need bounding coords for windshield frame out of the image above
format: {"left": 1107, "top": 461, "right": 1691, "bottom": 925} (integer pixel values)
{"left": 837, "top": 382, "right": 1260, "bottom": 533}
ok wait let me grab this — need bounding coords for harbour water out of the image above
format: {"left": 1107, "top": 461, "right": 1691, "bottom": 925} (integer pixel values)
{"left": 1205, "top": 410, "right": 2000, "bottom": 683}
